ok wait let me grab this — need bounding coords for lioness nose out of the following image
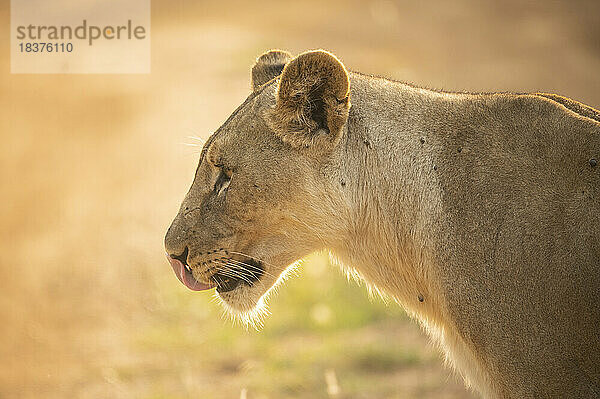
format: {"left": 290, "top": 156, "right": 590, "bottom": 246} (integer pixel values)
{"left": 164, "top": 219, "right": 187, "bottom": 256}
{"left": 170, "top": 246, "right": 189, "bottom": 265}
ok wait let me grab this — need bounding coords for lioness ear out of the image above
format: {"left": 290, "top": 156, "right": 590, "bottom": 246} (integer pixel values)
{"left": 251, "top": 50, "right": 293, "bottom": 91}
{"left": 268, "top": 50, "right": 350, "bottom": 148}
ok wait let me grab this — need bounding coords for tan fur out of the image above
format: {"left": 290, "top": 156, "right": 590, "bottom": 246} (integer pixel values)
{"left": 165, "top": 50, "right": 600, "bottom": 398}
{"left": 535, "top": 92, "right": 600, "bottom": 123}
{"left": 251, "top": 49, "right": 292, "bottom": 90}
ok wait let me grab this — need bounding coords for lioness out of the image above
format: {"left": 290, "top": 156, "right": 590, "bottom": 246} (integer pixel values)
{"left": 165, "top": 49, "right": 600, "bottom": 398}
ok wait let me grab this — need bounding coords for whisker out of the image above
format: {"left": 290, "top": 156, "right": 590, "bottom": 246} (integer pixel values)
{"left": 214, "top": 264, "right": 261, "bottom": 286}
{"left": 188, "top": 264, "right": 251, "bottom": 288}
{"left": 227, "top": 251, "right": 279, "bottom": 270}
{"left": 214, "top": 260, "right": 273, "bottom": 291}
{"left": 213, "top": 271, "right": 252, "bottom": 289}
{"left": 221, "top": 257, "right": 265, "bottom": 272}
{"left": 220, "top": 258, "right": 277, "bottom": 279}
{"left": 213, "top": 261, "right": 257, "bottom": 284}
{"left": 214, "top": 265, "right": 254, "bottom": 284}
{"left": 186, "top": 135, "right": 206, "bottom": 144}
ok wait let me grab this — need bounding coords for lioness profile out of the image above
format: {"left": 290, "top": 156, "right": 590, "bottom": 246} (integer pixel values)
{"left": 165, "top": 49, "right": 600, "bottom": 398}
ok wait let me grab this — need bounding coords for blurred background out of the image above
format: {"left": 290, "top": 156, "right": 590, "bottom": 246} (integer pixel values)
{"left": 2, "top": 1, "right": 600, "bottom": 398}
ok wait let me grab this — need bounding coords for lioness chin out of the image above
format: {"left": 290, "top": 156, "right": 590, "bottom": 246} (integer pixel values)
{"left": 165, "top": 49, "right": 600, "bottom": 398}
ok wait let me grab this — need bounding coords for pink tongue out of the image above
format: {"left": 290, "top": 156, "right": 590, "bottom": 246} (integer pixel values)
{"left": 166, "top": 255, "right": 214, "bottom": 291}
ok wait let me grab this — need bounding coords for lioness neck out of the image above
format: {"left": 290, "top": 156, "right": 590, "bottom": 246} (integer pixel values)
{"left": 327, "top": 73, "right": 493, "bottom": 394}
{"left": 329, "top": 73, "right": 457, "bottom": 322}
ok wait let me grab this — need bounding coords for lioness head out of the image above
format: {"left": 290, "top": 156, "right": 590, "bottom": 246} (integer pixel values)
{"left": 165, "top": 50, "right": 352, "bottom": 319}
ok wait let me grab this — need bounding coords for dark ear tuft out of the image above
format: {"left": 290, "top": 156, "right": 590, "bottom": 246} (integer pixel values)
{"left": 251, "top": 50, "right": 293, "bottom": 91}
{"left": 267, "top": 50, "right": 350, "bottom": 148}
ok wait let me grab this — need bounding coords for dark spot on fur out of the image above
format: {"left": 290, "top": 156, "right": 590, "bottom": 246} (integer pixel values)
{"left": 457, "top": 147, "right": 462, "bottom": 153}
{"left": 418, "top": 294, "right": 424, "bottom": 302}
{"left": 433, "top": 165, "right": 438, "bottom": 171}
{"left": 364, "top": 139, "right": 372, "bottom": 148}
{"left": 590, "top": 158, "right": 598, "bottom": 167}
{"left": 340, "top": 179, "right": 346, "bottom": 187}
{"left": 419, "top": 137, "right": 425, "bottom": 144}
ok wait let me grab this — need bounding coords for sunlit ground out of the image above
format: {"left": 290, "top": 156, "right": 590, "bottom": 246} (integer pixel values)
{"left": 1, "top": 1, "right": 599, "bottom": 398}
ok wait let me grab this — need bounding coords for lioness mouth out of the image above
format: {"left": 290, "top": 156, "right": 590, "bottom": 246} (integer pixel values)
{"left": 166, "top": 248, "right": 264, "bottom": 293}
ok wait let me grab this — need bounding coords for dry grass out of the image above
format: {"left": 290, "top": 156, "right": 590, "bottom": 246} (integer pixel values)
{"left": 1, "top": 0, "right": 599, "bottom": 398}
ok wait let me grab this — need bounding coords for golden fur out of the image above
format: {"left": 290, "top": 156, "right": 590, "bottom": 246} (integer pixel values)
{"left": 166, "top": 50, "right": 600, "bottom": 398}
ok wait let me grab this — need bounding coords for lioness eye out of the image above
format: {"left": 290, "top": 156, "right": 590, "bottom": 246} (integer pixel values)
{"left": 214, "top": 168, "right": 231, "bottom": 196}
